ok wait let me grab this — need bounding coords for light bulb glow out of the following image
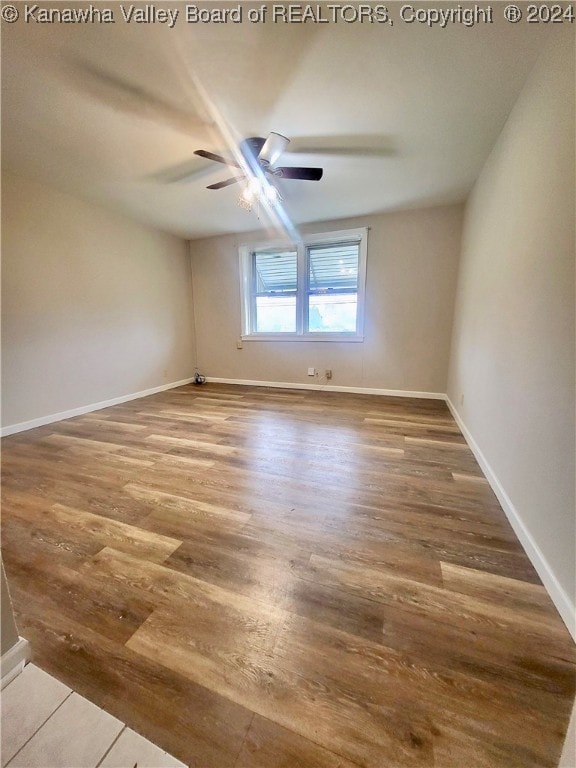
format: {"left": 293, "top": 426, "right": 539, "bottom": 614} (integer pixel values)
{"left": 264, "top": 184, "right": 279, "bottom": 202}
{"left": 248, "top": 178, "right": 260, "bottom": 196}
{"left": 238, "top": 177, "right": 281, "bottom": 211}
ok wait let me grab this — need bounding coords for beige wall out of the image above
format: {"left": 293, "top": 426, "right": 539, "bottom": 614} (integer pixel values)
{"left": 190, "top": 205, "right": 463, "bottom": 393}
{"left": 1, "top": 559, "right": 19, "bottom": 656}
{"left": 1, "top": 173, "right": 196, "bottom": 429}
{"left": 447, "top": 33, "right": 575, "bottom": 613}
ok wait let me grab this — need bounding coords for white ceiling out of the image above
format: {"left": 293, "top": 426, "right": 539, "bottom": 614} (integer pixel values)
{"left": 2, "top": 6, "right": 551, "bottom": 239}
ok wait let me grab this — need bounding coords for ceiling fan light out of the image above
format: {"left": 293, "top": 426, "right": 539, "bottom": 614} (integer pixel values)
{"left": 248, "top": 177, "right": 261, "bottom": 194}
{"left": 240, "top": 177, "right": 259, "bottom": 204}
{"left": 264, "top": 184, "right": 280, "bottom": 203}
{"left": 238, "top": 195, "right": 253, "bottom": 211}
{"left": 238, "top": 176, "right": 281, "bottom": 213}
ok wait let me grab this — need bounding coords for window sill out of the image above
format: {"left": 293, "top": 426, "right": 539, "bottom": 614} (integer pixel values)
{"left": 240, "top": 334, "right": 364, "bottom": 343}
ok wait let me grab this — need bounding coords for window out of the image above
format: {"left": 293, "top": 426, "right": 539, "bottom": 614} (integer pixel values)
{"left": 240, "top": 228, "right": 367, "bottom": 341}
{"left": 253, "top": 248, "right": 297, "bottom": 333}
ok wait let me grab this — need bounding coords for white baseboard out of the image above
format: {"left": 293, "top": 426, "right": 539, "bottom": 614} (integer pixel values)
{"left": 1, "top": 637, "right": 30, "bottom": 689}
{"left": 0, "top": 378, "right": 196, "bottom": 437}
{"left": 207, "top": 377, "right": 445, "bottom": 400}
{"left": 446, "top": 397, "right": 576, "bottom": 642}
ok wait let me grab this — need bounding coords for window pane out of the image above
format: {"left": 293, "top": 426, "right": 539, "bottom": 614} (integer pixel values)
{"left": 307, "top": 241, "right": 359, "bottom": 332}
{"left": 308, "top": 242, "right": 359, "bottom": 292}
{"left": 309, "top": 293, "right": 357, "bottom": 333}
{"left": 255, "top": 296, "right": 296, "bottom": 333}
{"left": 255, "top": 249, "right": 297, "bottom": 293}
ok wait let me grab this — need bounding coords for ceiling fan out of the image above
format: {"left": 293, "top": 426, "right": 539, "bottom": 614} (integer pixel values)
{"left": 59, "top": 60, "right": 397, "bottom": 190}
{"left": 194, "top": 132, "right": 323, "bottom": 190}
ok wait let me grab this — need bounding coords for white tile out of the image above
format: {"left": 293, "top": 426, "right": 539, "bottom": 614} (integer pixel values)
{"left": 99, "top": 728, "right": 186, "bottom": 768}
{"left": 8, "top": 692, "right": 123, "bottom": 768}
{"left": 1, "top": 664, "right": 71, "bottom": 767}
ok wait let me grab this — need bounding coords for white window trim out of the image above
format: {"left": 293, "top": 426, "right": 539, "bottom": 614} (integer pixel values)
{"left": 239, "top": 227, "right": 368, "bottom": 342}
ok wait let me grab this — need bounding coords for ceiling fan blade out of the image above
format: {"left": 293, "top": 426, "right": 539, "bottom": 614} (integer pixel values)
{"left": 206, "top": 176, "right": 245, "bottom": 190}
{"left": 274, "top": 167, "right": 323, "bottom": 181}
{"left": 194, "top": 150, "right": 241, "bottom": 169}
{"left": 292, "top": 147, "right": 394, "bottom": 157}
{"left": 288, "top": 135, "right": 397, "bottom": 158}
{"left": 148, "top": 157, "right": 217, "bottom": 184}
{"left": 67, "top": 60, "right": 210, "bottom": 136}
{"left": 259, "top": 132, "right": 290, "bottom": 167}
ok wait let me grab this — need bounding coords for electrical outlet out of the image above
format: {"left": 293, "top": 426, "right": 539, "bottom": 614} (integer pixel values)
{"left": 325, "top": 369, "right": 332, "bottom": 380}
{"left": 236, "top": 340, "right": 243, "bottom": 349}
{"left": 307, "top": 367, "right": 315, "bottom": 376}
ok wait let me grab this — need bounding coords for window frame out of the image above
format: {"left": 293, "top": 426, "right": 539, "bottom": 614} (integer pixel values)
{"left": 239, "top": 227, "right": 368, "bottom": 342}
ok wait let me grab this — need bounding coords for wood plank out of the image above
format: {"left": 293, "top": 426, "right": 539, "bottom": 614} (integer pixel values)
{"left": 304, "top": 554, "right": 570, "bottom": 644}
{"left": 2, "top": 512, "right": 103, "bottom": 571}
{"left": 146, "top": 434, "right": 239, "bottom": 455}
{"left": 404, "top": 436, "right": 469, "bottom": 449}
{"left": 452, "top": 472, "right": 490, "bottom": 484}
{"left": 127, "top": 609, "right": 435, "bottom": 768}
{"left": 439, "top": 561, "right": 556, "bottom": 614}
{"left": 235, "top": 715, "right": 361, "bottom": 768}
{"left": 6, "top": 500, "right": 182, "bottom": 564}
{"left": 125, "top": 483, "right": 251, "bottom": 526}
{"left": 7, "top": 554, "right": 155, "bottom": 644}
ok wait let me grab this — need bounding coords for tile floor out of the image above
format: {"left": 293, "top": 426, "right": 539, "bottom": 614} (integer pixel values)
{"left": 1, "top": 663, "right": 186, "bottom": 768}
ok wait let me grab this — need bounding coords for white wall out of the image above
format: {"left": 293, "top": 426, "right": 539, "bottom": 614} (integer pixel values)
{"left": 1, "top": 560, "right": 19, "bottom": 657}
{"left": 190, "top": 205, "right": 463, "bottom": 394}
{"left": 1, "top": 173, "right": 196, "bottom": 430}
{"left": 447, "top": 32, "right": 575, "bottom": 631}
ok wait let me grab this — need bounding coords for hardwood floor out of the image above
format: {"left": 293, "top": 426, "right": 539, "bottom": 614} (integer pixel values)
{"left": 1, "top": 384, "right": 574, "bottom": 768}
